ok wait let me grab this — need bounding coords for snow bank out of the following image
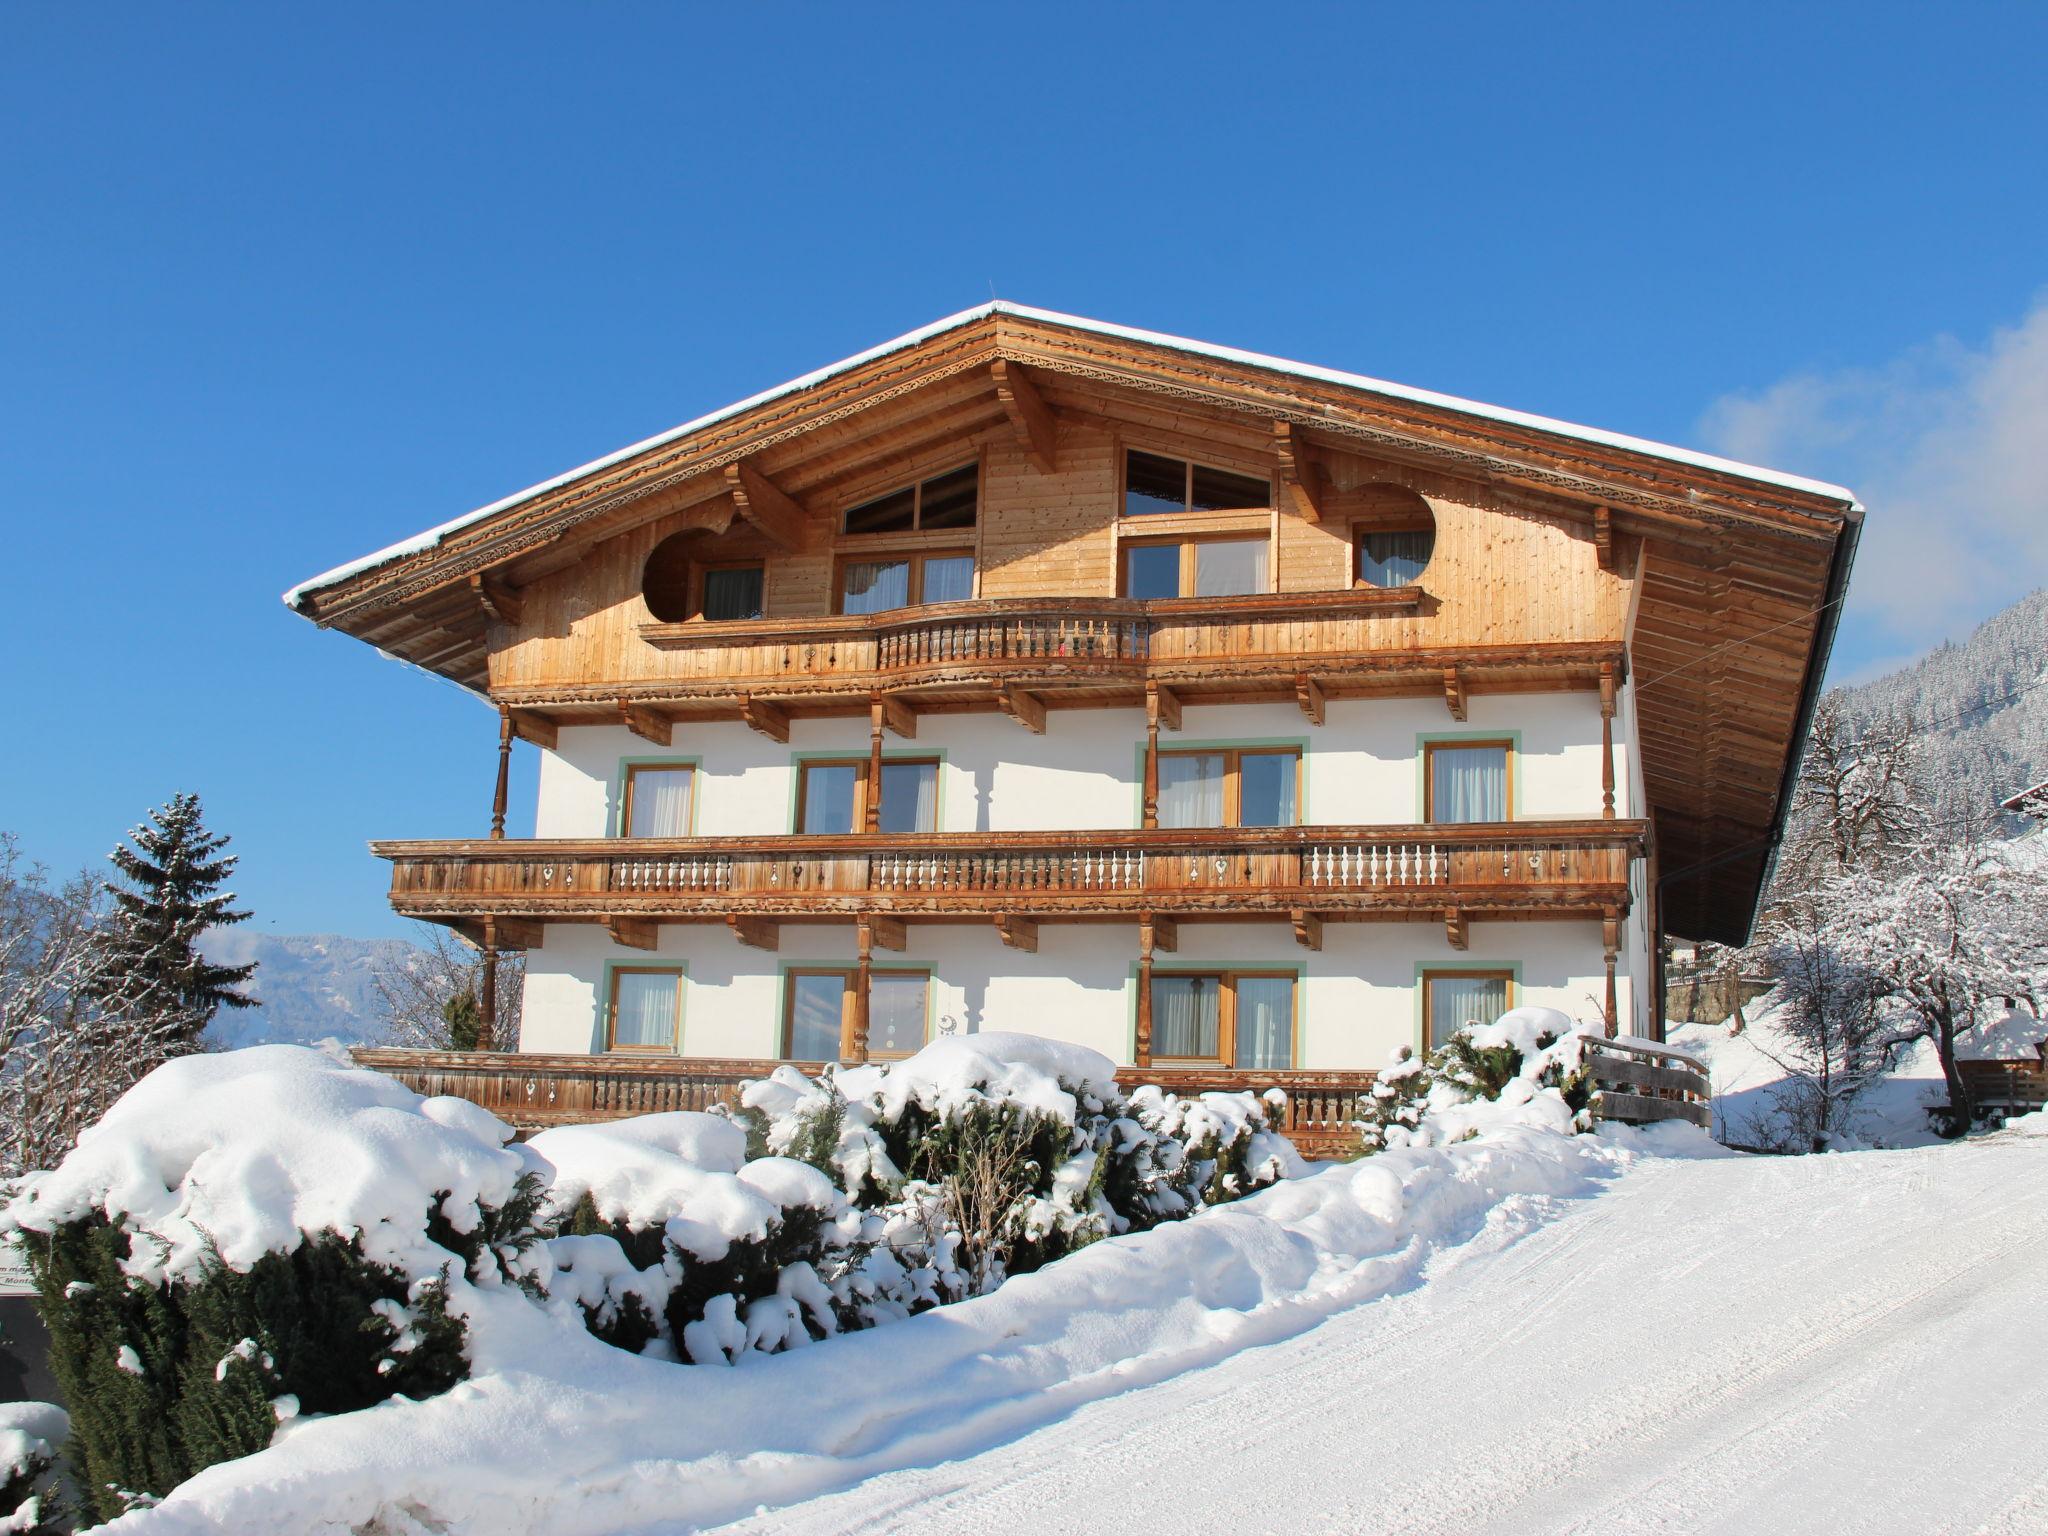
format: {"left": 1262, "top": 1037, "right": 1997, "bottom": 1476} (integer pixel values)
{"left": 101, "top": 1117, "right": 1718, "bottom": 1536}
{"left": 0, "top": 1402, "right": 66, "bottom": 1534}
{"left": 3, "top": 1045, "right": 537, "bottom": 1284}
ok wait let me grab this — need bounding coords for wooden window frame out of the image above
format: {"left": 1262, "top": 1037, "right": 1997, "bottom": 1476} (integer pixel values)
{"left": 1151, "top": 968, "right": 1299, "bottom": 1069}
{"left": 780, "top": 966, "right": 933, "bottom": 1061}
{"left": 1121, "top": 447, "right": 1273, "bottom": 518}
{"left": 1155, "top": 746, "right": 1302, "bottom": 828}
{"left": 841, "top": 463, "right": 980, "bottom": 537}
{"left": 1420, "top": 968, "right": 1516, "bottom": 1052}
{"left": 1118, "top": 532, "right": 1272, "bottom": 599}
{"left": 832, "top": 547, "right": 977, "bottom": 614}
{"left": 619, "top": 763, "right": 696, "bottom": 839}
{"left": 795, "top": 756, "right": 941, "bottom": 834}
{"left": 605, "top": 965, "right": 685, "bottom": 1054}
{"left": 691, "top": 559, "right": 768, "bottom": 622}
{"left": 1422, "top": 739, "right": 1515, "bottom": 823}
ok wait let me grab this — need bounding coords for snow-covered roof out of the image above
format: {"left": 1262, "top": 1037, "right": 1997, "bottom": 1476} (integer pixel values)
{"left": 2000, "top": 778, "right": 2048, "bottom": 813}
{"left": 284, "top": 301, "right": 1862, "bottom": 608}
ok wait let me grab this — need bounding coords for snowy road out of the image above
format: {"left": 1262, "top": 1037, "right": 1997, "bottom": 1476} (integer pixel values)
{"left": 712, "top": 1133, "right": 2048, "bottom": 1535}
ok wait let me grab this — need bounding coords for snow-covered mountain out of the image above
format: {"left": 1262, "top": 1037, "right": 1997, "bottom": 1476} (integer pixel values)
{"left": 1831, "top": 587, "right": 2047, "bottom": 824}
{"left": 198, "top": 931, "right": 425, "bottom": 1049}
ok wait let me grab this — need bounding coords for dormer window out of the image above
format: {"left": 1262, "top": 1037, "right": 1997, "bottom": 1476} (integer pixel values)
{"left": 844, "top": 464, "right": 978, "bottom": 535}
{"left": 1124, "top": 449, "right": 1271, "bottom": 517}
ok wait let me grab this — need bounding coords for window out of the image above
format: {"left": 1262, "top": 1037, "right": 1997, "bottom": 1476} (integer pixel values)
{"left": 837, "top": 550, "right": 975, "bottom": 614}
{"left": 1153, "top": 971, "right": 1295, "bottom": 1069}
{"left": 1425, "top": 741, "right": 1511, "bottom": 823}
{"left": 782, "top": 968, "right": 931, "bottom": 1061}
{"left": 621, "top": 764, "right": 694, "bottom": 838}
{"left": 1157, "top": 747, "right": 1299, "bottom": 828}
{"left": 1422, "top": 969, "right": 1513, "bottom": 1050}
{"left": 1123, "top": 449, "right": 1271, "bottom": 517}
{"left": 1357, "top": 530, "right": 1433, "bottom": 588}
{"left": 844, "top": 464, "right": 978, "bottom": 535}
{"left": 1120, "top": 536, "right": 1268, "bottom": 599}
{"left": 607, "top": 967, "right": 683, "bottom": 1052}
{"left": 796, "top": 758, "right": 939, "bottom": 834}
{"left": 700, "top": 562, "right": 765, "bottom": 621}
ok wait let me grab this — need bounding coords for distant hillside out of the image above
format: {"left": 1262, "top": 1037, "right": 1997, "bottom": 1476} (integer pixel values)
{"left": 1832, "top": 587, "right": 2047, "bottom": 824}
{"left": 198, "top": 931, "right": 426, "bottom": 1049}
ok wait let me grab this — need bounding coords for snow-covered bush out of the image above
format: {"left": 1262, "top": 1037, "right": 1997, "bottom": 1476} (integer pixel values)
{"left": 3, "top": 1046, "right": 547, "bottom": 1523}
{"left": 1357, "top": 1007, "right": 1596, "bottom": 1151}
{"left": 0, "top": 1401, "right": 66, "bottom": 1535}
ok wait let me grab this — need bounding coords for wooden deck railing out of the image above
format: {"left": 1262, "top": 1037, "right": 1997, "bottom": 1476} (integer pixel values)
{"left": 376, "top": 820, "right": 1645, "bottom": 924}
{"left": 1584, "top": 1036, "right": 1711, "bottom": 1128}
{"left": 1960, "top": 1049, "right": 2048, "bottom": 1118}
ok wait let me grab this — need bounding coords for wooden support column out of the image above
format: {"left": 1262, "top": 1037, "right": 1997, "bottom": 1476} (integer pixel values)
{"left": 1142, "top": 683, "right": 1179, "bottom": 830}
{"left": 1602, "top": 907, "right": 1621, "bottom": 1038}
{"left": 850, "top": 919, "right": 875, "bottom": 1062}
{"left": 866, "top": 696, "right": 886, "bottom": 832}
{"left": 490, "top": 708, "right": 513, "bottom": 839}
{"left": 1599, "top": 663, "right": 1617, "bottom": 819}
{"left": 1135, "top": 914, "right": 1157, "bottom": 1069}
{"left": 478, "top": 934, "right": 498, "bottom": 1052}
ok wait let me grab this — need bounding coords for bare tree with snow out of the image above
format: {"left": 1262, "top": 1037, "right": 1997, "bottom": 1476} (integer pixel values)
{"left": 372, "top": 922, "right": 522, "bottom": 1051}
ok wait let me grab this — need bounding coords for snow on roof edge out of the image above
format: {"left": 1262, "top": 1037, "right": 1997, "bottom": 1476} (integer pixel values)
{"left": 283, "top": 301, "right": 1863, "bottom": 609}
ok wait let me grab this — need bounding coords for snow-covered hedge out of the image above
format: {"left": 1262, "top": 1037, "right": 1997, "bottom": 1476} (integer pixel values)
{"left": 1358, "top": 1007, "right": 1596, "bottom": 1150}
{"left": 0, "top": 1401, "right": 66, "bottom": 1535}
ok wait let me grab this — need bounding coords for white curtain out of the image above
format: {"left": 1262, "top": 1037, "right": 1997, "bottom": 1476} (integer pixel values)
{"left": 612, "top": 972, "right": 679, "bottom": 1050}
{"left": 1158, "top": 753, "right": 1225, "bottom": 828}
{"left": 1429, "top": 974, "right": 1509, "bottom": 1049}
{"left": 1193, "top": 539, "right": 1267, "bottom": 597}
{"left": 1154, "top": 974, "right": 1219, "bottom": 1059}
{"left": 627, "top": 767, "right": 692, "bottom": 837}
{"left": 1431, "top": 745, "right": 1507, "bottom": 822}
{"left": 921, "top": 556, "right": 975, "bottom": 604}
{"left": 1359, "top": 531, "right": 1433, "bottom": 588}
{"left": 841, "top": 558, "right": 910, "bottom": 614}
{"left": 802, "top": 763, "right": 860, "bottom": 834}
{"left": 1234, "top": 976, "right": 1294, "bottom": 1070}
{"left": 868, "top": 972, "right": 930, "bottom": 1059}
{"left": 878, "top": 761, "right": 938, "bottom": 833}
{"left": 787, "top": 973, "right": 846, "bottom": 1061}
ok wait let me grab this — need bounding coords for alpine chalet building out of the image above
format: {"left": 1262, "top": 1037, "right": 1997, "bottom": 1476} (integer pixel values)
{"left": 290, "top": 305, "right": 1859, "bottom": 1144}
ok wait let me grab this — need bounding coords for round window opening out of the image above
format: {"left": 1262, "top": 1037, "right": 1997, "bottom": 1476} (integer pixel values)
{"left": 1355, "top": 486, "right": 1435, "bottom": 588}
{"left": 641, "top": 532, "right": 700, "bottom": 622}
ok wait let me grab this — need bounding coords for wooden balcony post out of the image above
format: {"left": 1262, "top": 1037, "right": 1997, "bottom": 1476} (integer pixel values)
{"left": 490, "top": 707, "right": 514, "bottom": 839}
{"left": 1599, "top": 663, "right": 1617, "bottom": 819}
{"left": 1135, "top": 914, "right": 1157, "bottom": 1068}
{"left": 1143, "top": 682, "right": 1178, "bottom": 830}
{"left": 478, "top": 916, "right": 500, "bottom": 1052}
{"left": 866, "top": 695, "right": 885, "bottom": 832}
{"left": 1602, "top": 908, "right": 1620, "bottom": 1038}
{"left": 849, "top": 918, "right": 874, "bottom": 1063}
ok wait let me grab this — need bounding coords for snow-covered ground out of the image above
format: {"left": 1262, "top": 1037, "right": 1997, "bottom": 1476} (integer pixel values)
{"left": 711, "top": 1120, "right": 2048, "bottom": 1536}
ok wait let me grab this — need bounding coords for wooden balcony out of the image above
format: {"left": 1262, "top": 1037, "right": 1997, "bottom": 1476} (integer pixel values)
{"left": 375, "top": 820, "right": 1646, "bottom": 933}
{"left": 490, "top": 590, "right": 1626, "bottom": 726}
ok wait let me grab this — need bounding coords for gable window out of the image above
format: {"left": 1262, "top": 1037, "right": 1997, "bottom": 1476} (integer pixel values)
{"left": 608, "top": 967, "right": 683, "bottom": 1052}
{"left": 797, "top": 757, "right": 939, "bottom": 834}
{"left": 844, "top": 464, "right": 979, "bottom": 535}
{"left": 1153, "top": 971, "right": 1295, "bottom": 1069}
{"left": 621, "top": 764, "right": 694, "bottom": 838}
{"left": 1425, "top": 741, "right": 1511, "bottom": 823}
{"left": 1354, "top": 485, "right": 1437, "bottom": 589}
{"left": 1123, "top": 450, "right": 1271, "bottom": 517}
{"left": 837, "top": 550, "right": 975, "bottom": 614}
{"left": 1422, "top": 968, "right": 1512, "bottom": 1050}
{"left": 1157, "top": 747, "right": 1299, "bottom": 828}
{"left": 700, "top": 562, "right": 765, "bottom": 621}
{"left": 1121, "top": 536, "right": 1268, "bottom": 599}
{"left": 783, "top": 968, "right": 931, "bottom": 1061}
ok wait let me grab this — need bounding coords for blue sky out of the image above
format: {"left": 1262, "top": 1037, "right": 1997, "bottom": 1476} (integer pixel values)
{"left": 3, "top": 4, "right": 2045, "bottom": 938}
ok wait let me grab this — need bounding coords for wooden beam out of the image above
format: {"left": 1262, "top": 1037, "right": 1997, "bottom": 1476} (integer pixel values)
{"left": 865, "top": 914, "right": 907, "bottom": 952}
{"left": 1142, "top": 912, "right": 1178, "bottom": 954}
{"left": 998, "top": 684, "right": 1046, "bottom": 734}
{"left": 990, "top": 359, "right": 1057, "bottom": 473}
{"left": 469, "top": 571, "right": 524, "bottom": 626}
{"left": 1274, "top": 420, "right": 1323, "bottom": 522}
{"left": 605, "top": 917, "right": 659, "bottom": 952}
{"left": 620, "top": 701, "right": 672, "bottom": 746}
{"left": 1146, "top": 681, "right": 1182, "bottom": 734}
{"left": 505, "top": 709, "right": 558, "bottom": 751}
{"left": 739, "top": 696, "right": 790, "bottom": 743}
{"left": 1444, "top": 907, "right": 1468, "bottom": 951}
{"left": 995, "top": 915, "right": 1039, "bottom": 952}
{"left": 875, "top": 691, "right": 917, "bottom": 740}
{"left": 1295, "top": 674, "right": 1326, "bottom": 727}
{"left": 490, "top": 709, "right": 513, "bottom": 840}
{"left": 1602, "top": 907, "right": 1620, "bottom": 1038}
{"left": 727, "top": 915, "right": 779, "bottom": 952}
{"left": 725, "top": 460, "right": 809, "bottom": 551}
{"left": 1442, "top": 666, "right": 1467, "bottom": 722}
{"left": 1290, "top": 909, "right": 1323, "bottom": 951}
{"left": 467, "top": 915, "right": 543, "bottom": 952}
{"left": 1594, "top": 505, "right": 1616, "bottom": 573}
{"left": 866, "top": 701, "right": 885, "bottom": 833}
{"left": 1600, "top": 662, "right": 1617, "bottom": 819}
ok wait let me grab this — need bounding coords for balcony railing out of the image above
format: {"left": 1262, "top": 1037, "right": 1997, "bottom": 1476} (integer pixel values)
{"left": 376, "top": 820, "right": 1645, "bottom": 925}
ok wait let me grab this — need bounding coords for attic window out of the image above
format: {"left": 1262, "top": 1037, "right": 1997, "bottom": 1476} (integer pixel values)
{"left": 1124, "top": 449, "right": 1271, "bottom": 517}
{"left": 844, "top": 464, "right": 978, "bottom": 535}
{"left": 1353, "top": 485, "right": 1436, "bottom": 588}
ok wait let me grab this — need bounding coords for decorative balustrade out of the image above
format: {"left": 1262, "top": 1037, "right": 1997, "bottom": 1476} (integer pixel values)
{"left": 377, "top": 820, "right": 1645, "bottom": 924}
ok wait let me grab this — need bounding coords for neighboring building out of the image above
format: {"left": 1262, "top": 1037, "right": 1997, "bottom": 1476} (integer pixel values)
{"left": 289, "top": 304, "right": 1858, "bottom": 1127}
{"left": 2002, "top": 778, "right": 2048, "bottom": 828}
